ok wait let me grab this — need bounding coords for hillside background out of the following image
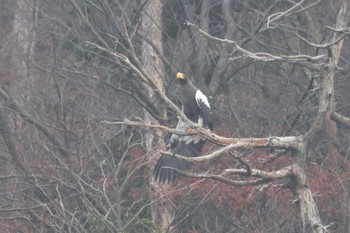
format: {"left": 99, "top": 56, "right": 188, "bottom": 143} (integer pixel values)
{"left": 0, "top": 0, "right": 349, "bottom": 232}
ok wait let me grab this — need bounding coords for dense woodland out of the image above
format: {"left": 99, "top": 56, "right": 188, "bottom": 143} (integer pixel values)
{"left": 0, "top": 0, "right": 350, "bottom": 232}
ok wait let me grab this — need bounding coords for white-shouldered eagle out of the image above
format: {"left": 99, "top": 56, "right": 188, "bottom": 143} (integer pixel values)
{"left": 154, "top": 72, "right": 214, "bottom": 183}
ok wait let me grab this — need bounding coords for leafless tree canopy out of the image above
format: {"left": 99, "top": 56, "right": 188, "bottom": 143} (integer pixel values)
{"left": 0, "top": 0, "right": 349, "bottom": 232}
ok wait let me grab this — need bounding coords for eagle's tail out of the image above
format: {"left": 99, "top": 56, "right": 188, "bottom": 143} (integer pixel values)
{"left": 153, "top": 140, "right": 204, "bottom": 183}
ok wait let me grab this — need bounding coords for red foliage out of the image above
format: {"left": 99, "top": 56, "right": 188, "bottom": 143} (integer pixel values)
{"left": 307, "top": 154, "right": 350, "bottom": 224}
{"left": 167, "top": 148, "right": 296, "bottom": 211}
{"left": 153, "top": 135, "right": 348, "bottom": 231}
{"left": 127, "top": 126, "right": 350, "bottom": 231}
{"left": 128, "top": 146, "right": 146, "bottom": 160}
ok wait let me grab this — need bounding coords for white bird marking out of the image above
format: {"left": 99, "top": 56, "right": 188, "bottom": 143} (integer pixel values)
{"left": 195, "top": 90, "right": 211, "bottom": 109}
{"left": 198, "top": 115, "right": 204, "bottom": 126}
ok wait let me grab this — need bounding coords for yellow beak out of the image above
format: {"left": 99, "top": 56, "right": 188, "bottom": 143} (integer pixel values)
{"left": 176, "top": 72, "right": 185, "bottom": 79}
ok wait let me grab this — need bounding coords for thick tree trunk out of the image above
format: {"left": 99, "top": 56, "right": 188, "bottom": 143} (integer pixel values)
{"left": 140, "top": 0, "right": 174, "bottom": 231}
{"left": 0, "top": 0, "right": 36, "bottom": 173}
{"left": 0, "top": 1, "right": 36, "bottom": 232}
{"left": 294, "top": 1, "right": 349, "bottom": 232}
{"left": 11, "top": 0, "right": 37, "bottom": 91}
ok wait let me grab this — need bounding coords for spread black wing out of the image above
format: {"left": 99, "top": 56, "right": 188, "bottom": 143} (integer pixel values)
{"left": 153, "top": 140, "right": 204, "bottom": 183}
{"left": 153, "top": 118, "right": 205, "bottom": 183}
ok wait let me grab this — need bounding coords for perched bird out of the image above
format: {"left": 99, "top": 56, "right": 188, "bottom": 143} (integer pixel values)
{"left": 175, "top": 72, "right": 214, "bottom": 131}
{"left": 153, "top": 72, "right": 214, "bottom": 183}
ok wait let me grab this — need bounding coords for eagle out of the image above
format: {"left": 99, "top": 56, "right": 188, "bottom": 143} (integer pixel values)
{"left": 175, "top": 72, "right": 214, "bottom": 131}
{"left": 154, "top": 72, "right": 214, "bottom": 183}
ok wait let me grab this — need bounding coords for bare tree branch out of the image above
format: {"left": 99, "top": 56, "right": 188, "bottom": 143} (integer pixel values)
{"left": 186, "top": 22, "right": 325, "bottom": 63}
{"left": 293, "top": 27, "right": 350, "bottom": 48}
{"left": 331, "top": 112, "right": 350, "bottom": 127}
{"left": 174, "top": 168, "right": 268, "bottom": 186}
{"left": 0, "top": 88, "right": 69, "bottom": 158}
{"left": 110, "top": 118, "right": 301, "bottom": 149}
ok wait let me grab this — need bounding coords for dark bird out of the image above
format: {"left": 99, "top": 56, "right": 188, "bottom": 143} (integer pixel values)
{"left": 153, "top": 72, "right": 214, "bottom": 183}
{"left": 175, "top": 72, "right": 214, "bottom": 131}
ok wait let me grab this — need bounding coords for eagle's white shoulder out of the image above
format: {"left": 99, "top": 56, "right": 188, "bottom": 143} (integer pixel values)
{"left": 195, "top": 90, "right": 210, "bottom": 109}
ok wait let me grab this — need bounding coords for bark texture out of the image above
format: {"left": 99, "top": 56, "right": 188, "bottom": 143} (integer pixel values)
{"left": 140, "top": 0, "right": 174, "bottom": 231}
{"left": 295, "top": 1, "right": 349, "bottom": 232}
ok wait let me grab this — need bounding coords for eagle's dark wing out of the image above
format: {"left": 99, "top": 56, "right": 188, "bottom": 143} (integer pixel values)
{"left": 154, "top": 117, "right": 205, "bottom": 183}
{"left": 153, "top": 140, "right": 203, "bottom": 183}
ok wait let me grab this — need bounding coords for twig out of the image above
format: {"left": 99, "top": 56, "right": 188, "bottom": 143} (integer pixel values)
{"left": 172, "top": 168, "right": 268, "bottom": 187}
{"left": 293, "top": 29, "right": 350, "bottom": 48}
{"left": 265, "top": 0, "right": 307, "bottom": 29}
{"left": 186, "top": 22, "right": 325, "bottom": 63}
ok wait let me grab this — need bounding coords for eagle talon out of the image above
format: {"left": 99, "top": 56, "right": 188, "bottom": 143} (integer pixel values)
{"left": 185, "top": 127, "right": 193, "bottom": 133}
{"left": 185, "top": 127, "right": 199, "bottom": 139}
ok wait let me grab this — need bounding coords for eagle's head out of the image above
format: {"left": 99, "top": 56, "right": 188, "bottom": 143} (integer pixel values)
{"left": 176, "top": 72, "right": 185, "bottom": 79}
{"left": 176, "top": 72, "right": 188, "bottom": 86}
